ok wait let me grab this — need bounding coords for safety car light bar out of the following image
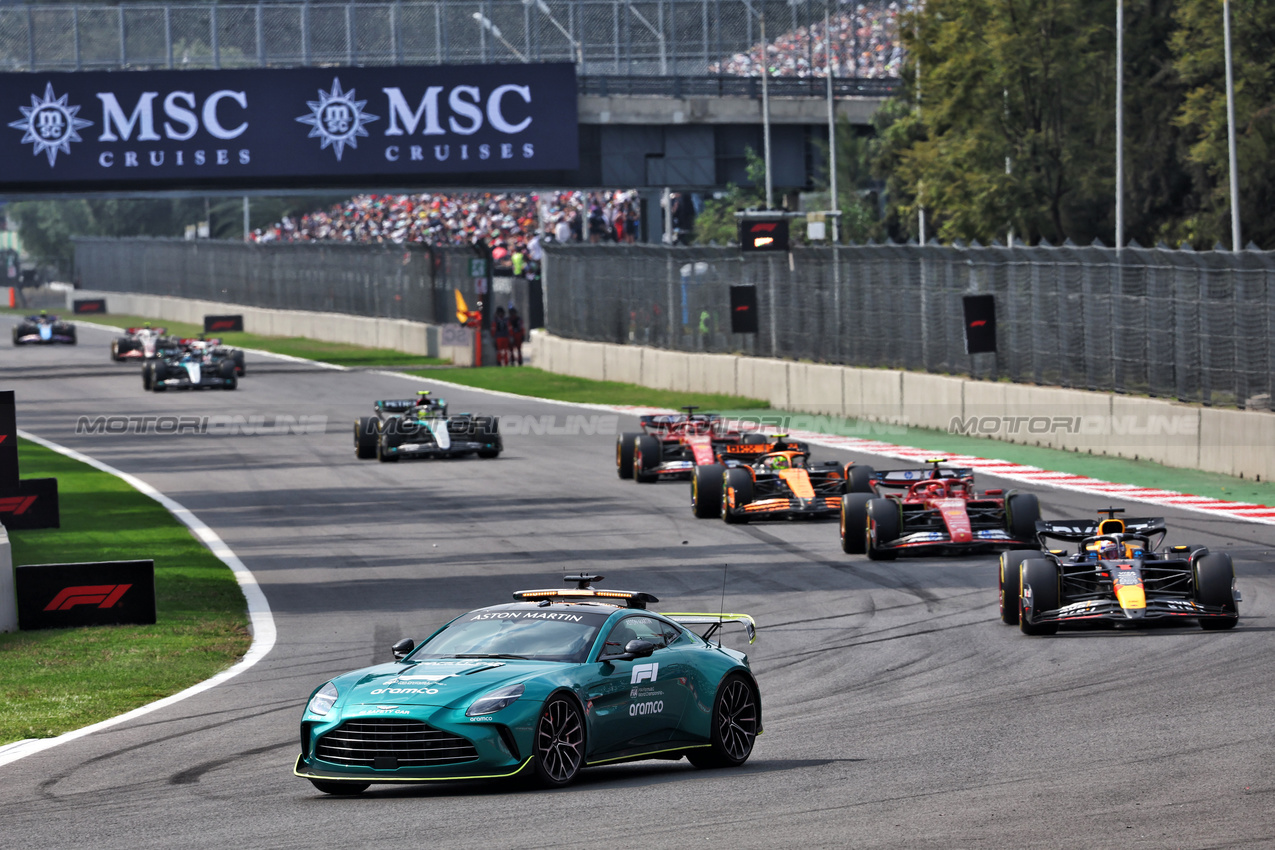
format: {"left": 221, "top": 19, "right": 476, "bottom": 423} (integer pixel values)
{"left": 512, "top": 589, "right": 660, "bottom": 609}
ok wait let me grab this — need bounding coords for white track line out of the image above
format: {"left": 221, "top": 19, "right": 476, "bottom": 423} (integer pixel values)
{"left": 0, "top": 431, "right": 276, "bottom": 768}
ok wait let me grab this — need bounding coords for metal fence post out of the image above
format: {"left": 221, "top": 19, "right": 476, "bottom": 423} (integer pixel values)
{"left": 74, "top": 7, "right": 83, "bottom": 71}
{"left": 211, "top": 4, "right": 221, "bottom": 69}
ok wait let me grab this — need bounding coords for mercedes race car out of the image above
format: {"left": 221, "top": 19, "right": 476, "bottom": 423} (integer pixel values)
{"left": 293, "top": 576, "right": 761, "bottom": 794}
{"left": 142, "top": 345, "right": 239, "bottom": 391}
{"left": 110, "top": 324, "right": 177, "bottom": 361}
{"left": 354, "top": 391, "right": 500, "bottom": 462}
{"left": 179, "top": 336, "right": 246, "bottom": 376}
{"left": 691, "top": 438, "right": 870, "bottom": 523}
{"left": 617, "top": 406, "right": 763, "bottom": 483}
{"left": 1000, "top": 509, "right": 1241, "bottom": 635}
{"left": 839, "top": 459, "right": 1040, "bottom": 560}
{"left": 12, "top": 311, "right": 76, "bottom": 345}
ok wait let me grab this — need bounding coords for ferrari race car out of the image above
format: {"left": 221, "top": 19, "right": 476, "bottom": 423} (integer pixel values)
{"left": 293, "top": 575, "right": 761, "bottom": 794}
{"left": 142, "top": 344, "right": 239, "bottom": 392}
{"left": 839, "top": 459, "right": 1040, "bottom": 560}
{"left": 999, "top": 509, "right": 1241, "bottom": 635}
{"left": 691, "top": 437, "right": 871, "bottom": 523}
{"left": 12, "top": 311, "right": 76, "bottom": 345}
{"left": 616, "top": 406, "right": 763, "bottom": 483}
{"left": 354, "top": 391, "right": 500, "bottom": 462}
{"left": 110, "top": 324, "right": 177, "bottom": 361}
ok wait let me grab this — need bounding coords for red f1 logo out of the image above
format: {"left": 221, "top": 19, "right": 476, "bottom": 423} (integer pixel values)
{"left": 44, "top": 585, "right": 132, "bottom": 611}
{"left": 210, "top": 320, "right": 235, "bottom": 331}
{"left": 749, "top": 223, "right": 777, "bottom": 233}
{"left": 0, "top": 495, "right": 36, "bottom": 515}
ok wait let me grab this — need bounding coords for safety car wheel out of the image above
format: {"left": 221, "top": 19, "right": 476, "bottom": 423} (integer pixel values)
{"left": 1019, "top": 559, "right": 1060, "bottom": 635}
{"left": 616, "top": 432, "right": 639, "bottom": 479}
{"left": 1195, "top": 552, "right": 1239, "bottom": 630}
{"left": 688, "top": 674, "right": 758, "bottom": 769}
{"left": 846, "top": 464, "right": 875, "bottom": 494}
{"left": 865, "top": 498, "right": 898, "bottom": 560}
{"left": 692, "top": 463, "right": 725, "bottom": 518}
{"left": 840, "top": 493, "right": 871, "bottom": 554}
{"left": 634, "top": 435, "right": 660, "bottom": 483}
{"left": 531, "top": 695, "right": 585, "bottom": 787}
{"left": 309, "top": 779, "right": 369, "bottom": 796}
{"left": 354, "top": 417, "right": 379, "bottom": 459}
{"left": 998, "top": 551, "right": 1036, "bottom": 625}
{"left": 1006, "top": 492, "right": 1041, "bottom": 542}
{"left": 722, "top": 468, "right": 753, "bottom": 524}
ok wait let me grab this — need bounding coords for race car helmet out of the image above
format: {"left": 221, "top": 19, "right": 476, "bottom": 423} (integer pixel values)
{"left": 415, "top": 390, "right": 432, "bottom": 405}
{"left": 764, "top": 455, "right": 790, "bottom": 470}
{"left": 1086, "top": 539, "right": 1120, "bottom": 560}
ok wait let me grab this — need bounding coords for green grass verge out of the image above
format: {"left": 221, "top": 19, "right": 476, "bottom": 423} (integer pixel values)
{"left": 2, "top": 308, "right": 446, "bottom": 368}
{"left": 0, "top": 439, "right": 251, "bottom": 745}
{"left": 414, "top": 366, "right": 769, "bottom": 410}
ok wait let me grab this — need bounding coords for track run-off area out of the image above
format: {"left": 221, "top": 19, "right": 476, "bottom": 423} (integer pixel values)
{"left": 2, "top": 317, "right": 1274, "bottom": 849}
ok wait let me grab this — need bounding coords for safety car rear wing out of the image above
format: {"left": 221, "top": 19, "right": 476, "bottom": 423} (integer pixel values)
{"left": 662, "top": 613, "right": 757, "bottom": 645}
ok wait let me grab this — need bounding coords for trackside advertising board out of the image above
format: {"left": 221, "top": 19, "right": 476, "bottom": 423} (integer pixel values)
{"left": 0, "top": 63, "right": 578, "bottom": 192}
{"left": 16, "top": 560, "right": 156, "bottom": 630}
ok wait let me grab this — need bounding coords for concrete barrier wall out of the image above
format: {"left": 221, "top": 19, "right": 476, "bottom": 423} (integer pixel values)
{"left": 533, "top": 331, "right": 1274, "bottom": 482}
{"left": 0, "top": 522, "right": 14, "bottom": 633}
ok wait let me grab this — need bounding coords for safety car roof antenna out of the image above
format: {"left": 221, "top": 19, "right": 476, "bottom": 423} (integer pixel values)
{"left": 565, "top": 574, "right": 603, "bottom": 590}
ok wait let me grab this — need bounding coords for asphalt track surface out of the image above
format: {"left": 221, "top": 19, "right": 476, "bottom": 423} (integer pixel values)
{"left": 2, "top": 318, "right": 1274, "bottom": 849}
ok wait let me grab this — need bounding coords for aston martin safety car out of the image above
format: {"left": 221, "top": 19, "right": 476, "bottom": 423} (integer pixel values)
{"left": 999, "top": 508, "right": 1240, "bottom": 635}
{"left": 142, "top": 345, "right": 239, "bottom": 391}
{"left": 12, "top": 311, "right": 76, "bottom": 345}
{"left": 617, "top": 406, "right": 764, "bottom": 482}
{"left": 293, "top": 575, "right": 761, "bottom": 793}
{"left": 354, "top": 391, "right": 500, "bottom": 461}
{"left": 110, "top": 324, "right": 177, "bottom": 361}
{"left": 690, "top": 437, "right": 871, "bottom": 522}
{"left": 839, "top": 459, "right": 1039, "bottom": 559}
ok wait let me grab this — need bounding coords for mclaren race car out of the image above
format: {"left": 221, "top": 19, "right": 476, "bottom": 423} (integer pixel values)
{"left": 12, "top": 311, "right": 76, "bottom": 345}
{"left": 691, "top": 437, "right": 870, "bottom": 522}
{"left": 110, "top": 324, "right": 177, "bottom": 361}
{"left": 293, "top": 576, "right": 761, "bottom": 794}
{"left": 142, "top": 344, "right": 239, "bottom": 392}
{"left": 616, "top": 406, "right": 763, "bottom": 482}
{"left": 999, "top": 509, "right": 1241, "bottom": 635}
{"left": 354, "top": 391, "right": 500, "bottom": 462}
{"left": 839, "top": 459, "right": 1040, "bottom": 560}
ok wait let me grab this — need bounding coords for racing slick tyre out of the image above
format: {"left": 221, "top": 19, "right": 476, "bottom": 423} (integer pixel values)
{"left": 687, "top": 674, "right": 759, "bottom": 769}
{"left": 846, "top": 464, "right": 876, "bottom": 494}
{"left": 308, "top": 780, "right": 369, "bottom": 796}
{"left": 111, "top": 339, "right": 123, "bottom": 361}
{"left": 150, "top": 362, "right": 169, "bottom": 392}
{"left": 530, "top": 695, "right": 586, "bottom": 787}
{"left": 1018, "top": 559, "right": 1060, "bottom": 636}
{"left": 218, "top": 360, "right": 238, "bottom": 390}
{"left": 1005, "top": 492, "right": 1041, "bottom": 543}
{"left": 10, "top": 327, "right": 18, "bottom": 346}
{"left": 473, "top": 418, "right": 502, "bottom": 458}
{"left": 354, "top": 417, "right": 379, "bottom": 459}
{"left": 616, "top": 432, "right": 639, "bottom": 479}
{"left": 865, "top": 498, "right": 899, "bottom": 561}
{"left": 840, "top": 493, "right": 872, "bottom": 554}
{"left": 633, "top": 435, "right": 661, "bottom": 483}
{"left": 141, "top": 361, "right": 155, "bottom": 390}
{"left": 1194, "top": 552, "right": 1239, "bottom": 631}
{"left": 721, "top": 468, "right": 754, "bottom": 524}
{"left": 377, "top": 431, "right": 400, "bottom": 463}
{"left": 741, "top": 433, "right": 768, "bottom": 445}
{"left": 692, "top": 463, "right": 726, "bottom": 518}
{"left": 232, "top": 350, "right": 246, "bottom": 376}
{"left": 998, "top": 551, "right": 1037, "bottom": 625}
{"left": 66, "top": 327, "right": 76, "bottom": 345}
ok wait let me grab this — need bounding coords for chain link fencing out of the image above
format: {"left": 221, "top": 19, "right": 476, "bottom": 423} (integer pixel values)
{"left": 0, "top": 1, "right": 901, "bottom": 77}
{"left": 542, "top": 243, "right": 1275, "bottom": 409}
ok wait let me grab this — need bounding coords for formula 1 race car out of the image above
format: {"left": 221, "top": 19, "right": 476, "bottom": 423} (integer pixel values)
{"left": 839, "top": 459, "right": 1040, "bottom": 560}
{"left": 179, "top": 336, "right": 246, "bottom": 376}
{"left": 293, "top": 575, "right": 760, "bottom": 793}
{"left": 142, "top": 345, "right": 239, "bottom": 392}
{"left": 111, "top": 324, "right": 177, "bottom": 361}
{"left": 616, "top": 407, "right": 763, "bottom": 483}
{"left": 999, "top": 509, "right": 1241, "bottom": 635}
{"left": 12, "top": 311, "right": 76, "bottom": 345}
{"left": 691, "top": 437, "right": 870, "bottom": 523}
{"left": 354, "top": 391, "right": 500, "bottom": 462}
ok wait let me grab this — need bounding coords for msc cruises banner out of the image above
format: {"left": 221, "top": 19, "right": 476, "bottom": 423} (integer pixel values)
{"left": 0, "top": 63, "right": 578, "bottom": 191}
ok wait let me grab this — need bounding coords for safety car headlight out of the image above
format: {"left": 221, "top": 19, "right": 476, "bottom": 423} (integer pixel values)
{"left": 466, "top": 683, "right": 524, "bottom": 717}
{"left": 307, "top": 682, "right": 339, "bottom": 716}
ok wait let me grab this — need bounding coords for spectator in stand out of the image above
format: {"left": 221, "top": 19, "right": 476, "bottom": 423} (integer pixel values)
{"left": 508, "top": 307, "right": 525, "bottom": 366}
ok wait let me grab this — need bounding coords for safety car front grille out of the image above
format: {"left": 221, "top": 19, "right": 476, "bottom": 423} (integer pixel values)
{"left": 316, "top": 719, "right": 478, "bottom": 768}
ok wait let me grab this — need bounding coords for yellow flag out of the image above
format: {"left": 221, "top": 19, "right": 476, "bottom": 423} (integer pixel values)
{"left": 455, "top": 289, "right": 469, "bottom": 324}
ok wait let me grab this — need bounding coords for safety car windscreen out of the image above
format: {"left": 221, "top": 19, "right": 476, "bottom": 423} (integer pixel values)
{"left": 414, "top": 609, "right": 611, "bottom": 663}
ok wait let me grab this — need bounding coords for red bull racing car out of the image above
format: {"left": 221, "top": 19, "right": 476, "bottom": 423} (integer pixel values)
{"left": 839, "top": 459, "right": 1040, "bottom": 560}
{"left": 616, "top": 407, "right": 763, "bottom": 483}
{"left": 1000, "top": 509, "right": 1240, "bottom": 635}
{"left": 691, "top": 438, "right": 871, "bottom": 523}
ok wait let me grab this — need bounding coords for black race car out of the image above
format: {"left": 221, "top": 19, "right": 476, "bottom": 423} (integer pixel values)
{"left": 1000, "top": 509, "right": 1241, "bottom": 635}
{"left": 354, "top": 391, "right": 501, "bottom": 462}
{"left": 13, "top": 311, "right": 76, "bottom": 345}
{"left": 142, "top": 345, "right": 238, "bottom": 392}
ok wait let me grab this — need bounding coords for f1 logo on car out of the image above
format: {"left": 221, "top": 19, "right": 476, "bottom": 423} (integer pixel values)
{"left": 43, "top": 584, "right": 132, "bottom": 611}
{"left": 630, "top": 662, "right": 658, "bottom": 684}
{"left": 0, "top": 494, "right": 36, "bottom": 515}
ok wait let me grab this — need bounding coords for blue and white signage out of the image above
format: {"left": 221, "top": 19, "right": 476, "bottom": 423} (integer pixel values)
{"left": 0, "top": 63, "right": 577, "bottom": 191}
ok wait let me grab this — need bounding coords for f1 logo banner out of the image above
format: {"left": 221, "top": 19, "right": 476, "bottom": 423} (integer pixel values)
{"left": 0, "top": 63, "right": 578, "bottom": 192}
{"left": 0, "top": 390, "right": 16, "bottom": 488}
{"left": 16, "top": 560, "right": 155, "bottom": 630}
{"left": 729, "top": 285, "right": 759, "bottom": 334}
{"left": 0, "top": 477, "right": 59, "bottom": 530}
{"left": 962, "top": 294, "right": 997, "bottom": 355}
{"left": 204, "top": 314, "right": 244, "bottom": 333}
{"left": 72, "top": 298, "right": 107, "bottom": 314}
